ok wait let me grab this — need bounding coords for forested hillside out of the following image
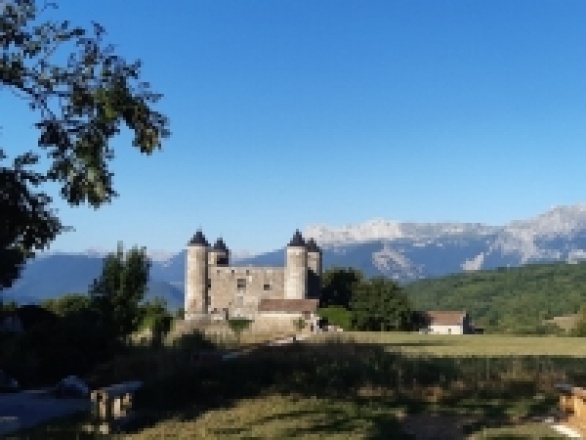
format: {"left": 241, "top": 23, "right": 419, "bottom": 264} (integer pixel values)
{"left": 403, "top": 262, "right": 586, "bottom": 334}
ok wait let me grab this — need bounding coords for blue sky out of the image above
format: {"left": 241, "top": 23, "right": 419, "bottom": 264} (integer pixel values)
{"left": 3, "top": 0, "right": 586, "bottom": 254}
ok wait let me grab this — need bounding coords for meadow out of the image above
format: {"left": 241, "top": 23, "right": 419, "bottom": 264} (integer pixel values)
{"left": 126, "top": 332, "right": 585, "bottom": 438}
{"left": 11, "top": 332, "right": 585, "bottom": 439}
{"left": 316, "top": 332, "right": 586, "bottom": 356}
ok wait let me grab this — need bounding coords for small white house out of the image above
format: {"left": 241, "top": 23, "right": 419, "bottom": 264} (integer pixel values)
{"left": 424, "top": 310, "right": 472, "bottom": 335}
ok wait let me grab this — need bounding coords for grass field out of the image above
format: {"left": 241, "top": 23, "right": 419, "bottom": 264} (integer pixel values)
{"left": 127, "top": 394, "right": 410, "bottom": 439}
{"left": 124, "top": 333, "right": 580, "bottom": 438}
{"left": 314, "top": 332, "right": 586, "bottom": 357}
{"left": 12, "top": 332, "right": 586, "bottom": 439}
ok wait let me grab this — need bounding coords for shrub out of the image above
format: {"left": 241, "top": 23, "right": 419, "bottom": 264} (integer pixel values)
{"left": 318, "top": 306, "right": 352, "bottom": 330}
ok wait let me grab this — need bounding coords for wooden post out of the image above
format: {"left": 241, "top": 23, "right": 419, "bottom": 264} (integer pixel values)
{"left": 573, "top": 396, "right": 585, "bottom": 422}
{"left": 555, "top": 383, "right": 586, "bottom": 424}
{"left": 88, "top": 380, "right": 143, "bottom": 433}
{"left": 560, "top": 393, "right": 573, "bottom": 413}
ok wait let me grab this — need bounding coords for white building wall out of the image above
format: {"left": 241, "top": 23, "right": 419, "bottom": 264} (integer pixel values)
{"left": 429, "top": 324, "right": 463, "bottom": 335}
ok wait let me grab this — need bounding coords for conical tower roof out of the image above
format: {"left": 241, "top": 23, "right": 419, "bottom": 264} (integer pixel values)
{"left": 188, "top": 230, "right": 209, "bottom": 246}
{"left": 306, "top": 238, "right": 321, "bottom": 253}
{"left": 288, "top": 229, "right": 306, "bottom": 247}
{"left": 213, "top": 237, "right": 229, "bottom": 252}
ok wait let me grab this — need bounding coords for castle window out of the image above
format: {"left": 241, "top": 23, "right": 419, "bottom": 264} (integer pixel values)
{"left": 207, "top": 279, "right": 211, "bottom": 288}
{"left": 237, "top": 278, "right": 246, "bottom": 289}
{"left": 246, "top": 269, "right": 250, "bottom": 275}
{"left": 263, "top": 283, "right": 271, "bottom": 291}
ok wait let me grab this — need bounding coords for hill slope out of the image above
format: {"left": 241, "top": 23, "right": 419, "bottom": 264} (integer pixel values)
{"left": 5, "top": 202, "right": 586, "bottom": 310}
{"left": 403, "top": 261, "right": 586, "bottom": 334}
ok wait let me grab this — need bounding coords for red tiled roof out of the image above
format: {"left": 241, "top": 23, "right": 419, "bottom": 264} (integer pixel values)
{"left": 258, "top": 298, "right": 318, "bottom": 313}
{"left": 426, "top": 311, "right": 466, "bottom": 326}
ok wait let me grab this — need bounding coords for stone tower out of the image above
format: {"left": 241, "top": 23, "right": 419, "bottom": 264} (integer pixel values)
{"left": 306, "top": 238, "right": 322, "bottom": 299}
{"left": 208, "top": 237, "right": 230, "bottom": 267}
{"left": 185, "top": 230, "right": 209, "bottom": 319}
{"left": 285, "top": 230, "right": 308, "bottom": 299}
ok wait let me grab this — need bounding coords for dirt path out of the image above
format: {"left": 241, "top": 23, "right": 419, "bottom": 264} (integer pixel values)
{"left": 0, "top": 390, "right": 90, "bottom": 435}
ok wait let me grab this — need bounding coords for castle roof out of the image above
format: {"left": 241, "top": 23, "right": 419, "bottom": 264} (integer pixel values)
{"left": 306, "top": 238, "right": 321, "bottom": 253}
{"left": 213, "top": 237, "right": 229, "bottom": 252}
{"left": 188, "top": 230, "right": 209, "bottom": 247}
{"left": 288, "top": 229, "right": 306, "bottom": 247}
{"left": 425, "top": 311, "right": 467, "bottom": 326}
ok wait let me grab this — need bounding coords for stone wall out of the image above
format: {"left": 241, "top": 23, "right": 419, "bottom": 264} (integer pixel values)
{"left": 185, "top": 246, "right": 207, "bottom": 318}
{"left": 208, "top": 267, "right": 285, "bottom": 319}
{"left": 285, "top": 247, "right": 307, "bottom": 299}
{"left": 251, "top": 315, "right": 303, "bottom": 333}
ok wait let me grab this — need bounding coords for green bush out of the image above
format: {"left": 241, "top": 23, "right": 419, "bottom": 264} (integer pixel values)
{"left": 318, "top": 306, "right": 352, "bottom": 330}
{"left": 228, "top": 318, "right": 253, "bottom": 344}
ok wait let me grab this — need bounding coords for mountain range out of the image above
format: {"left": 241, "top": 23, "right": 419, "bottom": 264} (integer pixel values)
{"left": 4, "top": 203, "right": 586, "bottom": 309}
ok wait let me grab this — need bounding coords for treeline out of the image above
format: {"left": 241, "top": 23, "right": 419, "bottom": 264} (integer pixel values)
{"left": 318, "top": 268, "right": 421, "bottom": 331}
{"left": 0, "top": 244, "right": 177, "bottom": 387}
{"left": 403, "top": 261, "right": 586, "bottom": 334}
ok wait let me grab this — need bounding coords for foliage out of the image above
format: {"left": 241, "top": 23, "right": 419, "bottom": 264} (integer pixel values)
{"left": 0, "top": 0, "right": 169, "bottom": 289}
{"left": 404, "top": 261, "right": 586, "bottom": 334}
{"left": 292, "top": 317, "right": 306, "bottom": 332}
{"left": 228, "top": 317, "right": 252, "bottom": 343}
{"left": 89, "top": 243, "right": 150, "bottom": 342}
{"left": 0, "top": 302, "right": 117, "bottom": 386}
{"left": 0, "top": 151, "right": 64, "bottom": 290}
{"left": 351, "top": 277, "right": 415, "bottom": 331}
{"left": 139, "top": 297, "right": 172, "bottom": 347}
{"left": 320, "top": 269, "right": 416, "bottom": 331}
{"left": 41, "top": 293, "right": 90, "bottom": 316}
{"left": 174, "top": 307, "right": 185, "bottom": 320}
{"left": 320, "top": 267, "right": 364, "bottom": 308}
{"left": 0, "top": 299, "right": 18, "bottom": 311}
{"left": 172, "top": 330, "right": 216, "bottom": 353}
{"left": 317, "top": 306, "right": 352, "bottom": 330}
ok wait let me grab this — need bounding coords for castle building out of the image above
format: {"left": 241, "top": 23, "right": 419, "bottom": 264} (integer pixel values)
{"left": 185, "top": 230, "right": 321, "bottom": 322}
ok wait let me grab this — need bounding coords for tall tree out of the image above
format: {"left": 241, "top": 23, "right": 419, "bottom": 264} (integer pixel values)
{"left": 90, "top": 243, "right": 150, "bottom": 341}
{"left": 320, "top": 267, "right": 364, "bottom": 308}
{"left": 41, "top": 293, "right": 90, "bottom": 316}
{"left": 139, "top": 297, "right": 172, "bottom": 347}
{"left": 350, "top": 277, "right": 414, "bottom": 331}
{"left": 0, "top": 1, "right": 169, "bottom": 290}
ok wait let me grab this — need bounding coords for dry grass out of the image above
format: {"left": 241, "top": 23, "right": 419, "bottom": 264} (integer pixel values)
{"left": 469, "top": 422, "right": 567, "bottom": 439}
{"left": 126, "top": 394, "right": 408, "bottom": 439}
{"left": 545, "top": 315, "right": 579, "bottom": 333}
{"left": 312, "top": 332, "right": 586, "bottom": 357}
{"left": 169, "top": 321, "right": 295, "bottom": 350}
{"left": 14, "top": 332, "right": 583, "bottom": 439}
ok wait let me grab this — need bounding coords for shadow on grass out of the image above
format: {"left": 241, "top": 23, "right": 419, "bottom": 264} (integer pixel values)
{"left": 8, "top": 331, "right": 575, "bottom": 438}
{"left": 119, "top": 337, "right": 579, "bottom": 438}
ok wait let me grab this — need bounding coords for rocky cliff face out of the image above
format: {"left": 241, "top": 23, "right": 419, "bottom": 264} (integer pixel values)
{"left": 6, "top": 203, "right": 586, "bottom": 304}
{"left": 301, "top": 203, "right": 586, "bottom": 281}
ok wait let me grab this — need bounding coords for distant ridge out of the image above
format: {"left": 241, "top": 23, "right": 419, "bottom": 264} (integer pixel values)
{"left": 4, "top": 203, "right": 586, "bottom": 307}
